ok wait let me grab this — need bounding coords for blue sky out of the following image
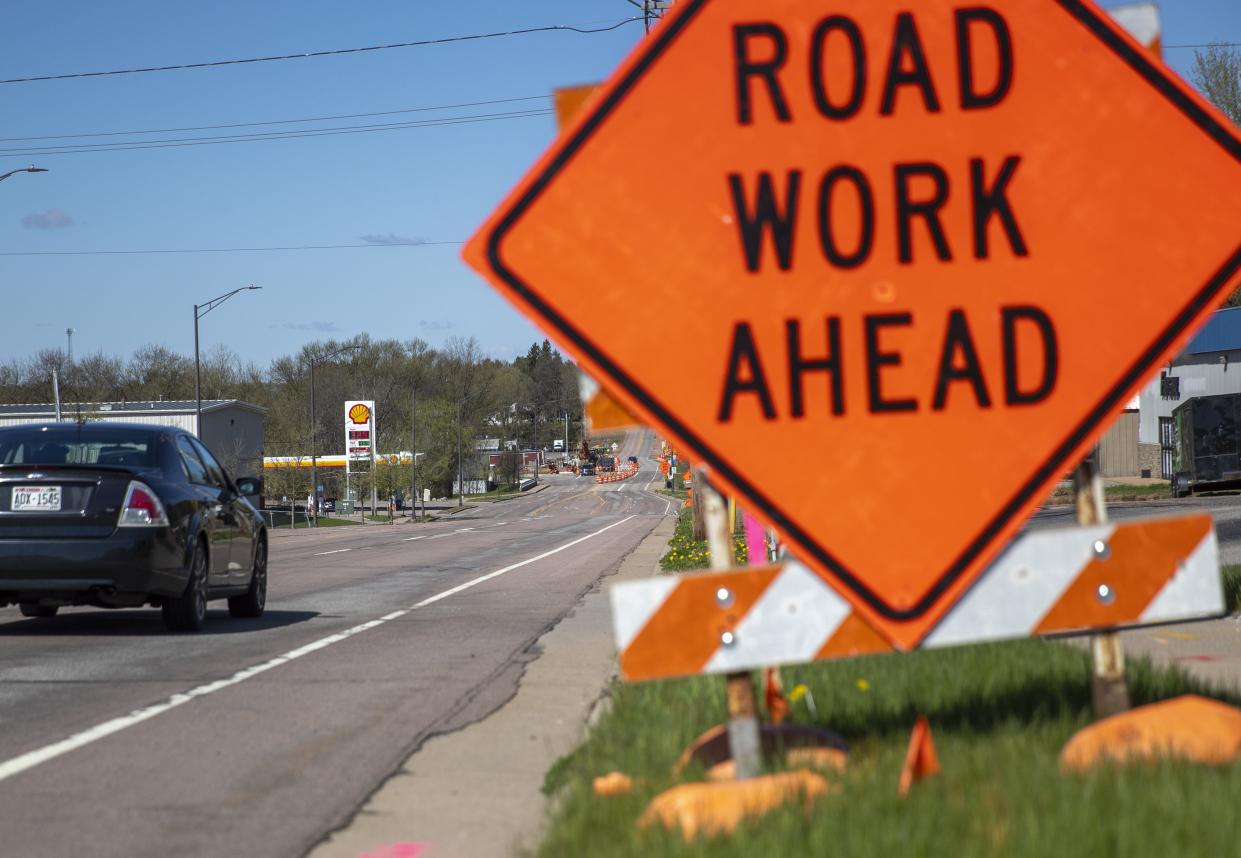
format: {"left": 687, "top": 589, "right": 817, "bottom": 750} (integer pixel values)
{"left": 0, "top": 1, "right": 1236, "bottom": 368}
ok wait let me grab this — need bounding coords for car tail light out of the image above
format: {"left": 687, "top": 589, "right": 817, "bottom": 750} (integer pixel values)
{"left": 118, "top": 481, "right": 169, "bottom": 528}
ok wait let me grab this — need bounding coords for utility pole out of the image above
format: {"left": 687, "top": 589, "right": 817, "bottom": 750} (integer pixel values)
{"left": 309, "top": 360, "right": 318, "bottom": 527}
{"left": 193, "top": 305, "right": 201, "bottom": 434}
{"left": 307, "top": 343, "right": 362, "bottom": 527}
{"left": 411, "top": 385, "right": 420, "bottom": 521}
{"left": 457, "top": 398, "right": 465, "bottom": 507}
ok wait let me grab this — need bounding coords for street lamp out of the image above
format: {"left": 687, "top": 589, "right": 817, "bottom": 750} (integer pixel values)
{"left": 0, "top": 165, "right": 47, "bottom": 183}
{"left": 193, "top": 286, "right": 261, "bottom": 437}
{"left": 308, "top": 344, "right": 363, "bottom": 526}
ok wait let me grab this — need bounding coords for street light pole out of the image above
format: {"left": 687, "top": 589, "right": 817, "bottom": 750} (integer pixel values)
{"left": 193, "top": 285, "right": 262, "bottom": 437}
{"left": 0, "top": 165, "right": 48, "bottom": 184}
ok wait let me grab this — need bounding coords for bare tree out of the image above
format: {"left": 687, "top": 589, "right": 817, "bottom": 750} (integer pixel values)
{"left": 1192, "top": 43, "right": 1241, "bottom": 126}
{"left": 1192, "top": 44, "right": 1241, "bottom": 307}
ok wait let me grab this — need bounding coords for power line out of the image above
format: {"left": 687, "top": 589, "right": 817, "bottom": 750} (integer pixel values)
{"left": 0, "top": 242, "right": 464, "bottom": 257}
{"left": 0, "top": 109, "right": 554, "bottom": 157}
{"left": 0, "top": 95, "right": 550, "bottom": 144}
{"left": 1165, "top": 42, "right": 1241, "bottom": 49}
{"left": 0, "top": 19, "right": 642, "bottom": 85}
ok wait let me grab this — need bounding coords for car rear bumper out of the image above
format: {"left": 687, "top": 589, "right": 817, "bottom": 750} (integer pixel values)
{"left": 0, "top": 528, "right": 187, "bottom": 603}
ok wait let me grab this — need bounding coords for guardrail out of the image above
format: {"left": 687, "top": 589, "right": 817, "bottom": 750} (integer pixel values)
{"left": 259, "top": 509, "right": 313, "bottom": 529}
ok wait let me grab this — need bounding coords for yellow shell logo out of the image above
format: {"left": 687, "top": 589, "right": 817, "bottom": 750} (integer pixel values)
{"left": 348, "top": 403, "right": 371, "bottom": 425}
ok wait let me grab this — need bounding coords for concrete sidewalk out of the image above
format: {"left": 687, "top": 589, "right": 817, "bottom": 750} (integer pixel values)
{"left": 308, "top": 511, "right": 676, "bottom": 858}
{"left": 1117, "top": 615, "right": 1241, "bottom": 693}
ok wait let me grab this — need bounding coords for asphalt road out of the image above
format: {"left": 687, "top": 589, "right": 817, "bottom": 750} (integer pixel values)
{"left": 1031, "top": 493, "right": 1241, "bottom": 565}
{"left": 0, "top": 429, "right": 669, "bottom": 858}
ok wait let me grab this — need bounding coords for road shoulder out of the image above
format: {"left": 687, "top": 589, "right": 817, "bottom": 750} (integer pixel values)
{"left": 308, "top": 508, "right": 676, "bottom": 858}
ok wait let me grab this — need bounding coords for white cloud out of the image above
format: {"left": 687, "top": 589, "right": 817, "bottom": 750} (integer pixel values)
{"left": 358, "top": 232, "right": 426, "bottom": 246}
{"left": 22, "top": 209, "right": 73, "bottom": 229}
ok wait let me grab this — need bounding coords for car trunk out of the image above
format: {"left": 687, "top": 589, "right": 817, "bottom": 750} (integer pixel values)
{"left": 0, "top": 466, "right": 137, "bottom": 539}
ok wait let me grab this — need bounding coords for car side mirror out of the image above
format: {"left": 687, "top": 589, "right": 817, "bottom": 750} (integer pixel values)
{"left": 235, "top": 476, "right": 262, "bottom": 497}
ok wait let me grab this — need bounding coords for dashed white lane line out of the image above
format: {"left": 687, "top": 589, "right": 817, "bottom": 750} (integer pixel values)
{"left": 402, "top": 536, "right": 427, "bottom": 542}
{"left": 0, "top": 513, "right": 639, "bottom": 785}
{"left": 313, "top": 548, "right": 352, "bottom": 556}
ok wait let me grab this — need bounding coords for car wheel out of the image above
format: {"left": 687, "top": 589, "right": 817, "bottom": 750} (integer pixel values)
{"left": 163, "top": 540, "right": 209, "bottom": 632}
{"left": 228, "top": 537, "right": 267, "bottom": 619}
{"left": 18, "top": 604, "right": 58, "bottom": 619}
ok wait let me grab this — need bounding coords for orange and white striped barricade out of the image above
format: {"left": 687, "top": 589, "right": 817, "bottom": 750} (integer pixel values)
{"left": 579, "top": 371, "right": 643, "bottom": 435}
{"left": 611, "top": 514, "right": 1220, "bottom": 682}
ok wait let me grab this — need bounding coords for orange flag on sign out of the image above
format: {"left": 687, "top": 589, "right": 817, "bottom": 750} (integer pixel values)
{"left": 898, "top": 716, "right": 940, "bottom": 797}
{"left": 764, "top": 668, "right": 789, "bottom": 725}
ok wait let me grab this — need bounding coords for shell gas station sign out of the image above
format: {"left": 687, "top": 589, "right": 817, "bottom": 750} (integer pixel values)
{"left": 344, "top": 400, "right": 375, "bottom": 471}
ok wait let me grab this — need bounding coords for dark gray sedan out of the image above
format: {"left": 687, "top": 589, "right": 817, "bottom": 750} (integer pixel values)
{"left": 0, "top": 422, "right": 267, "bottom": 632}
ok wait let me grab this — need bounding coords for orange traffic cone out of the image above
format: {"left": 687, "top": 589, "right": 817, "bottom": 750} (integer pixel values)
{"left": 897, "top": 716, "right": 940, "bottom": 797}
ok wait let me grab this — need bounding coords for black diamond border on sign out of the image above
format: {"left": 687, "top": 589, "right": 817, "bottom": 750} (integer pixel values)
{"left": 483, "top": 0, "right": 1241, "bottom": 624}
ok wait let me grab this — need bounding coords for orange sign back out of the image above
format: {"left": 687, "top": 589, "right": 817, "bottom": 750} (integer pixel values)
{"left": 464, "top": 0, "right": 1241, "bottom": 648}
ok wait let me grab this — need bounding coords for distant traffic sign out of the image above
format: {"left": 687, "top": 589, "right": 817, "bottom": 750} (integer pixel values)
{"left": 464, "top": 0, "right": 1241, "bottom": 648}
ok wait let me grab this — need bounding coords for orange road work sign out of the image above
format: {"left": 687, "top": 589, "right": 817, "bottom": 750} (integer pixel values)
{"left": 464, "top": 0, "right": 1241, "bottom": 648}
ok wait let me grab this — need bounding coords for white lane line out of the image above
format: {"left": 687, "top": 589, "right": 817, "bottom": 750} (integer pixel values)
{"left": 402, "top": 536, "right": 427, "bottom": 542}
{"left": 313, "top": 548, "right": 352, "bottom": 556}
{"left": 408, "top": 514, "right": 636, "bottom": 609}
{"left": 0, "top": 513, "right": 638, "bottom": 785}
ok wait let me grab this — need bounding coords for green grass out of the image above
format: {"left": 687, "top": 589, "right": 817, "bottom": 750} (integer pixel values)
{"left": 1224, "top": 565, "right": 1241, "bottom": 614}
{"left": 541, "top": 518, "right": 1241, "bottom": 855}
{"left": 312, "top": 516, "right": 362, "bottom": 527}
{"left": 271, "top": 515, "right": 361, "bottom": 529}
{"left": 539, "top": 640, "right": 1241, "bottom": 858}
{"left": 1047, "top": 482, "right": 1172, "bottom": 504}
{"left": 660, "top": 509, "right": 746, "bottom": 571}
{"left": 465, "top": 489, "right": 526, "bottom": 502}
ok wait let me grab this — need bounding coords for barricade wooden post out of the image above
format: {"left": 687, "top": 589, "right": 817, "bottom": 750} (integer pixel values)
{"left": 1074, "top": 451, "right": 1131, "bottom": 717}
{"left": 701, "top": 474, "right": 761, "bottom": 779}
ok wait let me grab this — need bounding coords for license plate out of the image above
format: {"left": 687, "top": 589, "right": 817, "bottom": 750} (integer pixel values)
{"left": 12, "top": 486, "right": 62, "bottom": 512}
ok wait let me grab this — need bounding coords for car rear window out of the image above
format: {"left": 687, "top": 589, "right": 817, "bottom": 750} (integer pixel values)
{"left": 0, "top": 427, "right": 158, "bottom": 468}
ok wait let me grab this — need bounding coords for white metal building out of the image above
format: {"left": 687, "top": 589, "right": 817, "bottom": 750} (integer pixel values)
{"left": 0, "top": 399, "right": 266, "bottom": 478}
{"left": 1137, "top": 307, "right": 1241, "bottom": 478}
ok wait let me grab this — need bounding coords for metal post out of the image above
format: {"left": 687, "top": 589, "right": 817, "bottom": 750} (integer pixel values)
{"left": 309, "top": 361, "right": 318, "bottom": 528}
{"left": 702, "top": 474, "right": 761, "bottom": 779}
{"left": 1074, "top": 451, "right": 1131, "bottom": 718}
{"left": 193, "top": 305, "right": 202, "bottom": 437}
